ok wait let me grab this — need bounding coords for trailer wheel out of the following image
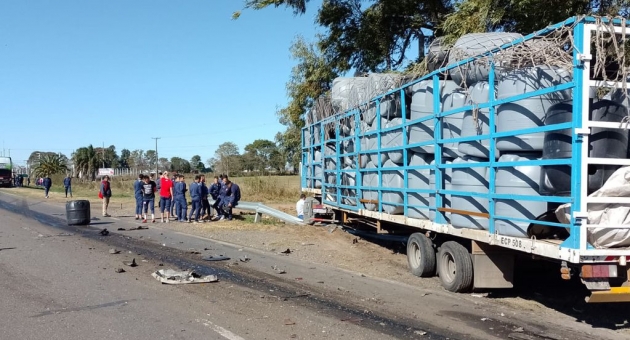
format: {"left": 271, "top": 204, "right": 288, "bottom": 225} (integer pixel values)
{"left": 437, "top": 241, "right": 473, "bottom": 293}
{"left": 406, "top": 233, "right": 436, "bottom": 277}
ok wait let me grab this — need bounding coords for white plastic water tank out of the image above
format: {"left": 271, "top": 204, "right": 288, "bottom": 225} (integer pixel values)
{"left": 496, "top": 66, "right": 571, "bottom": 151}
{"left": 458, "top": 82, "right": 499, "bottom": 158}
{"left": 429, "top": 158, "right": 453, "bottom": 222}
{"left": 408, "top": 153, "right": 434, "bottom": 219}
{"left": 448, "top": 32, "right": 523, "bottom": 86}
{"left": 450, "top": 156, "right": 489, "bottom": 230}
{"left": 381, "top": 159, "right": 404, "bottom": 214}
{"left": 495, "top": 153, "right": 547, "bottom": 237}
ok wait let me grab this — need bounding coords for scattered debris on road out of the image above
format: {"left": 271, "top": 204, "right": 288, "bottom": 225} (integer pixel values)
{"left": 117, "top": 228, "right": 126, "bottom": 231}
{"left": 109, "top": 248, "right": 121, "bottom": 254}
{"left": 280, "top": 248, "right": 291, "bottom": 255}
{"left": 123, "top": 259, "right": 138, "bottom": 267}
{"left": 99, "top": 229, "right": 109, "bottom": 236}
{"left": 284, "top": 319, "right": 296, "bottom": 325}
{"left": 129, "top": 226, "right": 149, "bottom": 230}
{"left": 151, "top": 269, "right": 218, "bottom": 284}
{"left": 272, "top": 265, "right": 286, "bottom": 274}
{"left": 341, "top": 317, "right": 363, "bottom": 323}
{"left": 414, "top": 330, "right": 427, "bottom": 336}
{"left": 0, "top": 247, "right": 16, "bottom": 251}
{"left": 201, "top": 255, "right": 230, "bottom": 261}
{"left": 189, "top": 249, "right": 201, "bottom": 254}
{"left": 239, "top": 255, "right": 250, "bottom": 263}
{"left": 115, "top": 268, "right": 125, "bottom": 273}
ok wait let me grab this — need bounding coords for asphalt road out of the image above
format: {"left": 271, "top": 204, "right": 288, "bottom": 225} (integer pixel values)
{"left": 0, "top": 192, "right": 627, "bottom": 340}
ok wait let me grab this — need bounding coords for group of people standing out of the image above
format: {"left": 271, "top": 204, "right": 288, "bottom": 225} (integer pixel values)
{"left": 133, "top": 172, "right": 241, "bottom": 223}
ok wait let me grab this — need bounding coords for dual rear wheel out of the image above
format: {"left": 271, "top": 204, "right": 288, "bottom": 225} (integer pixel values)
{"left": 407, "top": 233, "right": 474, "bottom": 293}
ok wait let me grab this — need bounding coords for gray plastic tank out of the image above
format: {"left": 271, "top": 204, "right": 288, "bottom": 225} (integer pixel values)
{"left": 381, "top": 159, "right": 404, "bottom": 214}
{"left": 459, "top": 82, "right": 499, "bottom": 158}
{"left": 495, "top": 153, "right": 547, "bottom": 237}
{"left": 331, "top": 77, "right": 368, "bottom": 113}
{"left": 342, "top": 166, "right": 357, "bottom": 206}
{"left": 429, "top": 158, "right": 453, "bottom": 222}
{"left": 450, "top": 156, "right": 489, "bottom": 230}
{"left": 381, "top": 118, "right": 404, "bottom": 165}
{"left": 408, "top": 153, "right": 434, "bottom": 219}
{"left": 448, "top": 32, "right": 523, "bottom": 86}
{"left": 342, "top": 139, "right": 355, "bottom": 167}
{"left": 313, "top": 124, "right": 321, "bottom": 145}
{"left": 362, "top": 161, "right": 378, "bottom": 211}
{"left": 497, "top": 66, "right": 572, "bottom": 151}
{"left": 441, "top": 87, "right": 467, "bottom": 158}
{"left": 313, "top": 165, "right": 323, "bottom": 188}
{"left": 542, "top": 100, "right": 629, "bottom": 195}
{"left": 427, "top": 37, "right": 449, "bottom": 72}
{"left": 408, "top": 81, "right": 460, "bottom": 155}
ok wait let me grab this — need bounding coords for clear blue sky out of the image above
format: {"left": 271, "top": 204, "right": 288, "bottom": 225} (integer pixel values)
{"left": 0, "top": 0, "right": 322, "bottom": 167}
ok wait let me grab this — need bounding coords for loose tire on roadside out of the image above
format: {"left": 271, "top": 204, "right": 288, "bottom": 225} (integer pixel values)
{"left": 406, "top": 232, "right": 436, "bottom": 277}
{"left": 437, "top": 241, "right": 473, "bottom": 292}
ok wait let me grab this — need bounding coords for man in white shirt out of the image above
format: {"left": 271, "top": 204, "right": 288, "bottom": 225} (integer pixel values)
{"left": 296, "top": 194, "right": 306, "bottom": 220}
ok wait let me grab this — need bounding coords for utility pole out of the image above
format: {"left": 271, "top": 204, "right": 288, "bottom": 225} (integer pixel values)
{"left": 152, "top": 137, "right": 160, "bottom": 176}
{"left": 102, "top": 142, "right": 105, "bottom": 168}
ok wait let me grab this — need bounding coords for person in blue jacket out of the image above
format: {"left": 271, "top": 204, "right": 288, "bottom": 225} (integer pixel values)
{"left": 63, "top": 174, "right": 72, "bottom": 198}
{"left": 134, "top": 174, "right": 144, "bottom": 220}
{"left": 200, "top": 175, "right": 210, "bottom": 220}
{"left": 174, "top": 175, "right": 188, "bottom": 222}
{"left": 222, "top": 178, "right": 241, "bottom": 221}
{"left": 188, "top": 175, "right": 202, "bottom": 223}
{"left": 209, "top": 176, "right": 222, "bottom": 219}
{"left": 217, "top": 176, "right": 230, "bottom": 221}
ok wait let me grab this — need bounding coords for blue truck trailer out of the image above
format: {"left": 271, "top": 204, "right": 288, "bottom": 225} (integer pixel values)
{"left": 301, "top": 16, "right": 630, "bottom": 303}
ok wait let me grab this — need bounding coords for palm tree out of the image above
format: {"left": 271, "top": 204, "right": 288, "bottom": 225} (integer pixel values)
{"left": 72, "top": 145, "right": 99, "bottom": 180}
{"left": 32, "top": 154, "right": 68, "bottom": 178}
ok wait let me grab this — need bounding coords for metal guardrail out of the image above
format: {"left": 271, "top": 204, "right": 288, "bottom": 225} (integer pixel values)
{"left": 209, "top": 200, "right": 304, "bottom": 225}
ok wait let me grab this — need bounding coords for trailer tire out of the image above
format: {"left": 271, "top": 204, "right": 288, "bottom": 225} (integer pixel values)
{"left": 437, "top": 241, "right": 473, "bottom": 293}
{"left": 406, "top": 233, "right": 436, "bottom": 277}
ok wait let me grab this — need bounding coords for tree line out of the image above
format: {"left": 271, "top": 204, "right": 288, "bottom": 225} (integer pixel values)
{"left": 27, "top": 138, "right": 294, "bottom": 179}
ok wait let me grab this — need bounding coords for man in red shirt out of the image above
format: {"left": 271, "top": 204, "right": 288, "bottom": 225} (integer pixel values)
{"left": 159, "top": 171, "right": 174, "bottom": 223}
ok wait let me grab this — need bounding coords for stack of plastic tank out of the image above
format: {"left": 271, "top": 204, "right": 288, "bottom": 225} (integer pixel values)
{"left": 542, "top": 99, "right": 629, "bottom": 195}
{"left": 381, "top": 159, "right": 404, "bottom": 214}
{"left": 362, "top": 161, "right": 378, "bottom": 211}
{"left": 458, "top": 82, "right": 498, "bottom": 158}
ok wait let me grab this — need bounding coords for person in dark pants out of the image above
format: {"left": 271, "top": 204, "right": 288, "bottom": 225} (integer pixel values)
{"left": 43, "top": 176, "right": 52, "bottom": 198}
{"left": 188, "top": 175, "right": 202, "bottom": 223}
{"left": 209, "top": 176, "right": 222, "bottom": 219}
{"left": 141, "top": 175, "right": 157, "bottom": 223}
{"left": 200, "top": 175, "right": 210, "bottom": 221}
{"left": 221, "top": 178, "right": 241, "bottom": 221}
{"left": 134, "top": 174, "right": 143, "bottom": 220}
{"left": 63, "top": 174, "right": 72, "bottom": 198}
{"left": 174, "top": 175, "right": 188, "bottom": 222}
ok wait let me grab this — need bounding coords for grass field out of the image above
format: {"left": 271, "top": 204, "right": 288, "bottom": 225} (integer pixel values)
{"left": 27, "top": 174, "right": 301, "bottom": 204}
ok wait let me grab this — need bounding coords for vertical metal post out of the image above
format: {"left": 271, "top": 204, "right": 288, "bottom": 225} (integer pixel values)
{"left": 401, "top": 88, "right": 409, "bottom": 217}
{"left": 563, "top": 21, "right": 587, "bottom": 250}
{"left": 488, "top": 61, "right": 497, "bottom": 234}
{"left": 376, "top": 99, "right": 383, "bottom": 213}
{"left": 432, "top": 75, "right": 445, "bottom": 224}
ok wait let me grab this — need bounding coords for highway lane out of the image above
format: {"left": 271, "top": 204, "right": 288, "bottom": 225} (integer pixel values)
{"left": 0, "top": 192, "right": 626, "bottom": 340}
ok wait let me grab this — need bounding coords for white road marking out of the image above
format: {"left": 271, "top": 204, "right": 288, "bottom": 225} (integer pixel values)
{"left": 198, "top": 319, "right": 246, "bottom": 340}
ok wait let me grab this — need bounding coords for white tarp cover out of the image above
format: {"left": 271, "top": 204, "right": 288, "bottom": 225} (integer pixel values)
{"left": 151, "top": 269, "right": 218, "bottom": 284}
{"left": 556, "top": 166, "right": 630, "bottom": 248}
